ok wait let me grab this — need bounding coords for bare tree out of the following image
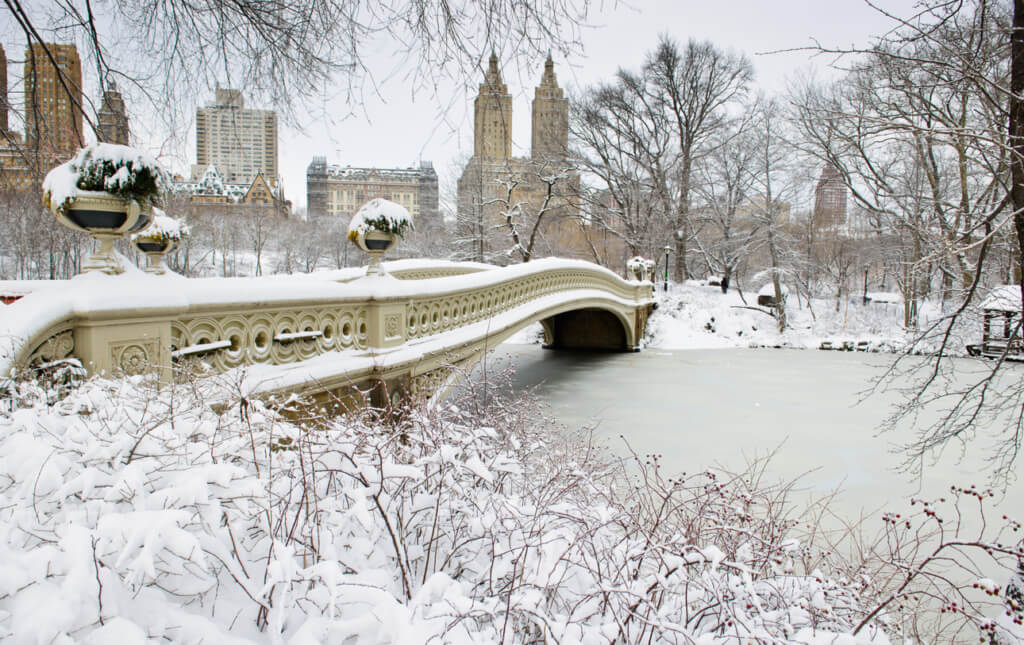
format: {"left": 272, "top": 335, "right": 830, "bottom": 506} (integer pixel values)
{"left": 645, "top": 36, "right": 753, "bottom": 281}
{"left": 792, "top": 0, "right": 1024, "bottom": 479}
{"left": 745, "top": 97, "right": 797, "bottom": 331}
{"left": 571, "top": 74, "right": 670, "bottom": 264}
{"left": 693, "top": 116, "right": 763, "bottom": 291}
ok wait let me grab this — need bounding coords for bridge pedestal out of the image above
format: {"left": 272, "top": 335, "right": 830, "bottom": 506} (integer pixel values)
{"left": 75, "top": 320, "right": 172, "bottom": 379}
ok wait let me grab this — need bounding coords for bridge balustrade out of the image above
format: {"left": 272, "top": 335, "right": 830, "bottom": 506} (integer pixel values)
{"left": 1, "top": 258, "right": 654, "bottom": 400}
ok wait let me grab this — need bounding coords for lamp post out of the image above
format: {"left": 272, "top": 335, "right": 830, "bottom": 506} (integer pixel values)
{"left": 662, "top": 245, "right": 672, "bottom": 292}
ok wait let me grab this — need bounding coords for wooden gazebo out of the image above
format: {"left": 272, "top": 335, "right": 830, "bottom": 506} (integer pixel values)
{"left": 973, "top": 285, "right": 1023, "bottom": 358}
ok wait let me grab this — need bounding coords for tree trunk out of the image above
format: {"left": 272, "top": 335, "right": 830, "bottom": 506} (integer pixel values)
{"left": 767, "top": 225, "right": 787, "bottom": 332}
{"left": 1013, "top": 0, "right": 1024, "bottom": 314}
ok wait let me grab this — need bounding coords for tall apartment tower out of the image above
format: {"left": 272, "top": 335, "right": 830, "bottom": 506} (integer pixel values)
{"left": 473, "top": 53, "right": 512, "bottom": 160}
{"left": 193, "top": 88, "right": 277, "bottom": 185}
{"left": 531, "top": 54, "right": 568, "bottom": 159}
{"left": 97, "top": 80, "right": 130, "bottom": 145}
{"left": 812, "top": 164, "right": 848, "bottom": 231}
{"left": 24, "top": 42, "right": 83, "bottom": 157}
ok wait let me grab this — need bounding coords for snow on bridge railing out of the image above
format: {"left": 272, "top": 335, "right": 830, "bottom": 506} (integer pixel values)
{"left": 295, "top": 258, "right": 495, "bottom": 283}
{"left": 0, "top": 258, "right": 653, "bottom": 382}
{"left": 0, "top": 259, "right": 492, "bottom": 304}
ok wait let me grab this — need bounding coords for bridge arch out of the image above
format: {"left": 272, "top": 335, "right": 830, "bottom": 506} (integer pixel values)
{"left": 542, "top": 308, "right": 631, "bottom": 350}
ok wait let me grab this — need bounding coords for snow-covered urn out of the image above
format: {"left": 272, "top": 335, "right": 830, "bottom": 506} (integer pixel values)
{"left": 626, "top": 256, "right": 646, "bottom": 281}
{"left": 626, "top": 256, "right": 655, "bottom": 282}
{"left": 131, "top": 211, "right": 189, "bottom": 275}
{"left": 347, "top": 198, "right": 414, "bottom": 276}
{"left": 43, "top": 143, "right": 168, "bottom": 275}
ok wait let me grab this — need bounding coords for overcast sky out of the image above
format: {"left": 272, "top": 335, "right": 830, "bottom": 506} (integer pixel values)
{"left": 258, "top": 0, "right": 920, "bottom": 212}
{"left": 5, "top": 1, "right": 922, "bottom": 212}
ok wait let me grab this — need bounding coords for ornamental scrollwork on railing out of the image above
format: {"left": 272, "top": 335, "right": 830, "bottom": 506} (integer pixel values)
{"left": 26, "top": 328, "right": 74, "bottom": 367}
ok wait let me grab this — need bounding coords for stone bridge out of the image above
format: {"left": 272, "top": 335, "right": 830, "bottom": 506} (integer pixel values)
{"left": 1, "top": 258, "right": 654, "bottom": 405}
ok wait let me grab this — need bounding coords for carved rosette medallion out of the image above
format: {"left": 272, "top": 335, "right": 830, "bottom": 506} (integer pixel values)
{"left": 384, "top": 314, "right": 402, "bottom": 340}
{"left": 111, "top": 341, "right": 158, "bottom": 376}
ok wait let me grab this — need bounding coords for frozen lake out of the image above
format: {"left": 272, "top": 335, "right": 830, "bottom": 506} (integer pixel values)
{"left": 479, "top": 345, "right": 1023, "bottom": 520}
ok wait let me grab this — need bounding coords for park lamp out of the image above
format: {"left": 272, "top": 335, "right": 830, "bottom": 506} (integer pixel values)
{"left": 662, "top": 245, "right": 672, "bottom": 292}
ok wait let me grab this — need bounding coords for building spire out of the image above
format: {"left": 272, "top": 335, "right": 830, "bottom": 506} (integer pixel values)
{"left": 484, "top": 50, "right": 504, "bottom": 89}
{"left": 539, "top": 53, "right": 559, "bottom": 90}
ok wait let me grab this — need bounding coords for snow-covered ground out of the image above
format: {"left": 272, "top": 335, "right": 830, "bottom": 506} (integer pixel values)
{"left": 647, "top": 281, "right": 928, "bottom": 351}
{"left": 1, "top": 275, "right": 1019, "bottom": 644}
{"left": 3, "top": 373, "right": 950, "bottom": 644}
{"left": 504, "top": 279, "right": 977, "bottom": 356}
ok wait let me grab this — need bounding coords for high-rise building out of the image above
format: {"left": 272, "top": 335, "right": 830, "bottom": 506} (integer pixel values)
{"left": 24, "top": 42, "right": 83, "bottom": 158}
{"left": 193, "top": 88, "right": 277, "bottom": 186}
{"left": 473, "top": 53, "right": 513, "bottom": 160}
{"left": 97, "top": 80, "right": 129, "bottom": 145}
{"left": 531, "top": 55, "right": 568, "bottom": 160}
{"left": 457, "top": 53, "right": 579, "bottom": 262}
{"left": 812, "top": 164, "right": 848, "bottom": 231}
{"left": 306, "top": 157, "right": 439, "bottom": 222}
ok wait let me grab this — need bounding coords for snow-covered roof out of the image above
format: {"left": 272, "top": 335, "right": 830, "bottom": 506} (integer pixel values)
{"left": 982, "top": 285, "right": 1022, "bottom": 311}
{"left": 757, "top": 282, "right": 789, "bottom": 296}
{"left": 866, "top": 292, "right": 901, "bottom": 304}
{"left": 173, "top": 167, "right": 283, "bottom": 203}
{"left": 324, "top": 164, "right": 435, "bottom": 181}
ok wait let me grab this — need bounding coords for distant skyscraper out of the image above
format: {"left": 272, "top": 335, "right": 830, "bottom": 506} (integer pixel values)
{"left": 813, "top": 164, "right": 848, "bottom": 230}
{"left": 97, "top": 80, "right": 130, "bottom": 145}
{"left": 531, "top": 54, "right": 568, "bottom": 159}
{"left": 473, "top": 52, "right": 513, "bottom": 160}
{"left": 193, "top": 88, "right": 277, "bottom": 185}
{"left": 24, "top": 42, "right": 83, "bottom": 158}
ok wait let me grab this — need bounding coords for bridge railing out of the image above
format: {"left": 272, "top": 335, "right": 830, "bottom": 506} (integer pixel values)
{"left": 1, "top": 259, "right": 653, "bottom": 388}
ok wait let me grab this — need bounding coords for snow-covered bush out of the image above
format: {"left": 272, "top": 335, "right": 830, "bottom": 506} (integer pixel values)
{"left": 131, "top": 211, "right": 190, "bottom": 243}
{"left": 42, "top": 143, "right": 167, "bottom": 214}
{"left": 347, "top": 198, "right": 414, "bottom": 241}
{"left": 0, "top": 368, "right": 1019, "bottom": 643}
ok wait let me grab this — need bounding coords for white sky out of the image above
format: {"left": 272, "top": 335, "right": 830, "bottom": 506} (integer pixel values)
{"left": 6, "top": 0, "right": 923, "bottom": 211}
{"left": 268, "top": 0, "right": 920, "bottom": 211}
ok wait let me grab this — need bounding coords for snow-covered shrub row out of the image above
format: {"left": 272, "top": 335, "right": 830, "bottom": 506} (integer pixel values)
{"left": 0, "top": 371, "right": 1020, "bottom": 643}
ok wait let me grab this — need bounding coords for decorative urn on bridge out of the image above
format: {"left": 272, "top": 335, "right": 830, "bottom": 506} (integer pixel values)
{"left": 43, "top": 143, "right": 167, "bottom": 275}
{"left": 131, "top": 211, "right": 189, "bottom": 275}
{"left": 347, "top": 198, "right": 414, "bottom": 276}
{"left": 626, "top": 256, "right": 656, "bottom": 282}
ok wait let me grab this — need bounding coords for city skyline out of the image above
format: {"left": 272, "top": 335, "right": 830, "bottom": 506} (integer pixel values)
{"left": 0, "top": 1, "right": 920, "bottom": 212}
